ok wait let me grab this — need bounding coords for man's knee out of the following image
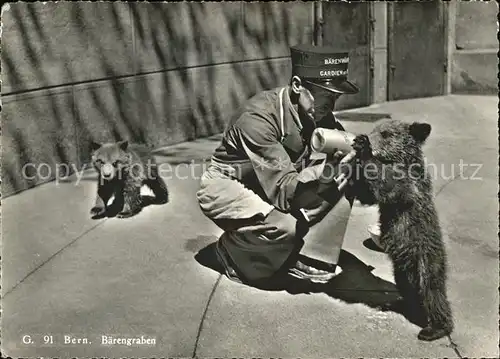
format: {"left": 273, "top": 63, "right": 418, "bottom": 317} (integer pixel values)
{"left": 264, "top": 209, "right": 308, "bottom": 241}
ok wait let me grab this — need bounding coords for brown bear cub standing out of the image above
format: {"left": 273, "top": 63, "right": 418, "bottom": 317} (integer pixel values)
{"left": 351, "top": 120, "right": 453, "bottom": 341}
{"left": 90, "top": 140, "right": 169, "bottom": 219}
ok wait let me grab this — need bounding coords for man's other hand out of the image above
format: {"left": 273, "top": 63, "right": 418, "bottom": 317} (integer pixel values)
{"left": 301, "top": 200, "right": 334, "bottom": 226}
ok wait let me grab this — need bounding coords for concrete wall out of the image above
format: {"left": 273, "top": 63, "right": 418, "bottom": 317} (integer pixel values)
{"left": 2, "top": 2, "right": 323, "bottom": 196}
{"left": 451, "top": 1, "right": 498, "bottom": 94}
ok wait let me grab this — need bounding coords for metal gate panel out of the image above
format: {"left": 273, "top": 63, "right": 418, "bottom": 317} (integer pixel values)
{"left": 388, "top": 2, "right": 446, "bottom": 101}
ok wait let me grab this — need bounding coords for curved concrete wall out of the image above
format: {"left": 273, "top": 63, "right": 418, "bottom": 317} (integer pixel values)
{"left": 2, "top": 2, "right": 318, "bottom": 196}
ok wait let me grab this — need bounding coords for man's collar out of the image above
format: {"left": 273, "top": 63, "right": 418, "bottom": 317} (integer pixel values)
{"left": 279, "top": 86, "right": 341, "bottom": 134}
{"left": 282, "top": 86, "right": 303, "bottom": 131}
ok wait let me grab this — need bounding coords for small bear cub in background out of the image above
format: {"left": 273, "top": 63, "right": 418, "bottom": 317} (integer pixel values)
{"left": 90, "top": 140, "right": 169, "bottom": 219}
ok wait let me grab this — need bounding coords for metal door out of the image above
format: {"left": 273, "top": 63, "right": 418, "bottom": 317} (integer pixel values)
{"left": 388, "top": 2, "right": 446, "bottom": 101}
{"left": 321, "top": 2, "right": 372, "bottom": 109}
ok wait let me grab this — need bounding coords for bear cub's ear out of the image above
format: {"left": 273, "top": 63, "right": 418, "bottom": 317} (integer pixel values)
{"left": 409, "top": 122, "right": 431, "bottom": 143}
{"left": 90, "top": 141, "right": 102, "bottom": 152}
{"left": 118, "top": 140, "right": 129, "bottom": 151}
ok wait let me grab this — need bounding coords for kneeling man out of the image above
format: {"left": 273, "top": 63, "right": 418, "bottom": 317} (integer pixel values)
{"left": 197, "top": 44, "right": 361, "bottom": 286}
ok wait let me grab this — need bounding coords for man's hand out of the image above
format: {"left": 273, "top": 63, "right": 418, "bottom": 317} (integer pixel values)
{"left": 326, "top": 150, "right": 346, "bottom": 164}
{"left": 319, "top": 149, "right": 349, "bottom": 185}
{"left": 301, "top": 200, "right": 333, "bottom": 226}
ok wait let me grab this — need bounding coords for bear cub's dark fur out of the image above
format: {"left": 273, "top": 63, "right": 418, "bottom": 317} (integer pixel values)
{"left": 90, "top": 140, "right": 169, "bottom": 219}
{"left": 351, "top": 119, "right": 453, "bottom": 341}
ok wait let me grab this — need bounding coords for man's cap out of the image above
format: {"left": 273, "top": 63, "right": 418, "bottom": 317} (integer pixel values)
{"left": 290, "top": 44, "right": 359, "bottom": 95}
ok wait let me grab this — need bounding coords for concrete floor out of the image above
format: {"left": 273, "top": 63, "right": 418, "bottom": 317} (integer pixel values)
{"left": 2, "top": 95, "right": 498, "bottom": 358}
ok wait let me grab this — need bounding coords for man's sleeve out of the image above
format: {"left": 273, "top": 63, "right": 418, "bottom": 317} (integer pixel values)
{"left": 233, "top": 114, "right": 299, "bottom": 212}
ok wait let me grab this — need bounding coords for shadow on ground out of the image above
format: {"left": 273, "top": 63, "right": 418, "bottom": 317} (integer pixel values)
{"left": 194, "top": 240, "right": 428, "bottom": 329}
{"left": 89, "top": 194, "right": 169, "bottom": 220}
{"left": 363, "top": 238, "right": 385, "bottom": 253}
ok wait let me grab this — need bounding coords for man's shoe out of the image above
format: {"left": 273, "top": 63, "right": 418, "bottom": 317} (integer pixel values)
{"left": 288, "top": 259, "right": 343, "bottom": 284}
{"left": 214, "top": 240, "right": 243, "bottom": 284}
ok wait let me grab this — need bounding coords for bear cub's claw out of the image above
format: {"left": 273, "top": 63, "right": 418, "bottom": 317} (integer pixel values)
{"left": 417, "top": 326, "right": 450, "bottom": 341}
{"left": 352, "top": 134, "right": 372, "bottom": 160}
{"left": 117, "top": 207, "right": 141, "bottom": 218}
{"left": 117, "top": 212, "right": 133, "bottom": 219}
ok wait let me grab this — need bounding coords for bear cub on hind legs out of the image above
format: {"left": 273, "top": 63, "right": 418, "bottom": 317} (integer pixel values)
{"left": 351, "top": 120, "right": 454, "bottom": 341}
{"left": 90, "top": 140, "right": 169, "bottom": 219}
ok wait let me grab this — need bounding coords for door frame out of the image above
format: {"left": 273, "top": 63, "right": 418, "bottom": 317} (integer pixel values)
{"left": 386, "top": 2, "right": 395, "bottom": 101}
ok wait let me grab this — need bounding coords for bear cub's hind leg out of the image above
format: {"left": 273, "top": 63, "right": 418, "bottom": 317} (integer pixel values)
{"left": 392, "top": 267, "right": 429, "bottom": 328}
{"left": 418, "top": 280, "right": 454, "bottom": 341}
{"left": 117, "top": 182, "right": 142, "bottom": 218}
{"left": 144, "top": 171, "right": 169, "bottom": 204}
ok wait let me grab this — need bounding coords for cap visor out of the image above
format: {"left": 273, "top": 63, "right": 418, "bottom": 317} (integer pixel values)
{"left": 308, "top": 79, "right": 359, "bottom": 95}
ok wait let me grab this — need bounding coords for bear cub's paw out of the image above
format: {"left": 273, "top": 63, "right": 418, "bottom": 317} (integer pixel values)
{"left": 90, "top": 206, "right": 106, "bottom": 218}
{"left": 352, "top": 134, "right": 372, "bottom": 160}
{"left": 417, "top": 326, "right": 450, "bottom": 341}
